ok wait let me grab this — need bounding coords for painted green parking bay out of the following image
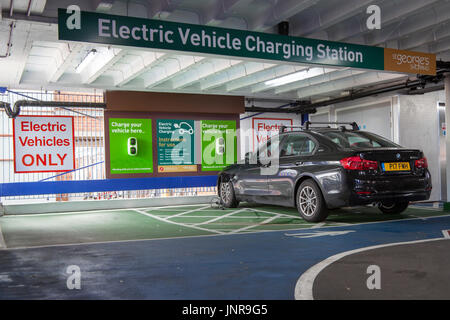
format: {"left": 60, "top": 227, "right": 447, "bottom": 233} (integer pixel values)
{"left": 0, "top": 204, "right": 447, "bottom": 249}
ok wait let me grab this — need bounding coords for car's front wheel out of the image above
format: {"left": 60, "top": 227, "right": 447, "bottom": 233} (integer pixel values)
{"left": 219, "top": 180, "right": 239, "bottom": 208}
{"left": 378, "top": 201, "right": 409, "bottom": 214}
{"left": 296, "top": 180, "right": 328, "bottom": 222}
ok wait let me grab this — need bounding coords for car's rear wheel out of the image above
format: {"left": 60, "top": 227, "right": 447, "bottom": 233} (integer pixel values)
{"left": 296, "top": 180, "right": 328, "bottom": 222}
{"left": 378, "top": 201, "right": 409, "bottom": 214}
{"left": 219, "top": 180, "right": 239, "bottom": 208}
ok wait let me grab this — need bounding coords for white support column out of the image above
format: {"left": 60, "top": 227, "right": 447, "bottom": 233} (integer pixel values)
{"left": 445, "top": 73, "right": 450, "bottom": 202}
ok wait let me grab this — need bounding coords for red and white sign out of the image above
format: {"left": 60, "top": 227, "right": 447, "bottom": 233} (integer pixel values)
{"left": 13, "top": 115, "right": 75, "bottom": 173}
{"left": 252, "top": 117, "right": 293, "bottom": 151}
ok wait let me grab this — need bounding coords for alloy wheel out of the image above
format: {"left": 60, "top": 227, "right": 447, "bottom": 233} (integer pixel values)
{"left": 220, "top": 182, "right": 231, "bottom": 203}
{"left": 299, "top": 186, "right": 317, "bottom": 217}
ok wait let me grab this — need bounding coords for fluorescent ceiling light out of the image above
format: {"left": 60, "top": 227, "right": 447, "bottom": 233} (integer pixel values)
{"left": 76, "top": 49, "right": 97, "bottom": 73}
{"left": 86, "top": 48, "right": 121, "bottom": 77}
{"left": 265, "top": 69, "right": 312, "bottom": 87}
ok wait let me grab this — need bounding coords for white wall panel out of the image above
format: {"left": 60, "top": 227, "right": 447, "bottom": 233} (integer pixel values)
{"left": 335, "top": 101, "right": 392, "bottom": 140}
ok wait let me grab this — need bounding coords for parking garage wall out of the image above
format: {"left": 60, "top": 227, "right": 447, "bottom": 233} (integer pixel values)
{"left": 398, "top": 91, "right": 445, "bottom": 202}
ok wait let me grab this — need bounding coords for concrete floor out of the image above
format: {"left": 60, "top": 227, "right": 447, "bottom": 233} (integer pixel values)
{"left": 0, "top": 204, "right": 445, "bottom": 249}
{"left": 0, "top": 203, "right": 448, "bottom": 299}
{"left": 313, "top": 239, "right": 450, "bottom": 299}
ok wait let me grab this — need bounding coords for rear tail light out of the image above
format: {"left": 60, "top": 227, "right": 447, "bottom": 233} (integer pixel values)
{"left": 340, "top": 156, "right": 378, "bottom": 170}
{"left": 415, "top": 157, "right": 428, "bottom": 169}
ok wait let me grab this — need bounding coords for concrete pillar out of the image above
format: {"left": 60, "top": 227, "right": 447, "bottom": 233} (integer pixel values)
{"left": 445, "top": 73, "right": 450, "bottom": 202}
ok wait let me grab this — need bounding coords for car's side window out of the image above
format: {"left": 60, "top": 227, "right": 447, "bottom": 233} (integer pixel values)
{"left": 279, "top": 134, "right": 316, "bottom": 157}
{"left": 257, "top": 136, "right": 282, "bottom": 158}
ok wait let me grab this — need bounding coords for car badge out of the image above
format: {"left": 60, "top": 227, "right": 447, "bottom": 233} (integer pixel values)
{"left": 396, "top": 153, "right": 401, "bottom": 160}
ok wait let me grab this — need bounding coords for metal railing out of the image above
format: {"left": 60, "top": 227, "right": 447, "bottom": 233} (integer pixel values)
{"left": 0, "top": 90, "right": 216, "bottom": 204}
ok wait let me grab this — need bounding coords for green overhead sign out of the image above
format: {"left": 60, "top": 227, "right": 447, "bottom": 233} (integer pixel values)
{"left": 58, "top": 8, "right": 385, "bottom": 71}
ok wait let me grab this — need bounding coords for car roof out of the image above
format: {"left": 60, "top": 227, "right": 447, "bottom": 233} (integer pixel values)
{"left": 279, "top": 127, "right": 360, "bottom": 134}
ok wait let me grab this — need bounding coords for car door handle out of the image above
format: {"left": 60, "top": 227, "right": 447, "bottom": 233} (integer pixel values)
{"left": 295, "top": 161, "right": 304, "bottom": 166}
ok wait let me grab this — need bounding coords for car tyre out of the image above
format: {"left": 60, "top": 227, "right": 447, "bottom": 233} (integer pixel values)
{"left": 296, "top": 180, "right": 328, "bottom": 222}
{"left": 219, "top": 180, "right": 239, "bottom": 208}
{"left": 378, "top": 201, "right": 409, "bottom": 214}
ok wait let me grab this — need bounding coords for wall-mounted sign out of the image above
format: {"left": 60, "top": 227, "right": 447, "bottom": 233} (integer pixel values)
{"left": 384, "top": 48, "right": 436, "bottom": 75}
{"left": 108, "top": 118, "right": 153, "bottom": 174}
{"left": 201, "top": 120, "right": 237, "bottom": 171}
{"left": 13, "top": 115, "right": 75, "bottom": 173}
{"left": 252, "top": 117, "right": 293, "bottom": 152}
{"left": 157, "top": 119, "right": 196, "bottom": 173}
{"left": 57, "top": 9, "right": 436, "bottom": 75}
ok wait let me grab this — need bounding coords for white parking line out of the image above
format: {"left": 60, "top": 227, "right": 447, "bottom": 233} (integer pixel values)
{"left": 163, "top": 205, "right": 211, "bottom": 219}
{"left": 192, "top": 208, "right": 247, "bottom": 226}
{"left": 170, "top": 215, "right": 276, "bottom": 219}
{"left": 133, "top": 209, "right": 224, "bottom": 235}
{"left": 3, "top": 214, "right": 450, "bottom": 251}
{"left": 247, "top": 208, "right": 302, "bottom": 219}
{"left": 311, "top": 222, "right": 326, "bottom": 229}
{"left": 231, "top": 214, "right": 282, "bottom": 233}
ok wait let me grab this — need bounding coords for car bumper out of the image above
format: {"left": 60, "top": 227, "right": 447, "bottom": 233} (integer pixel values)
{"left": 323, "top": 170, "right": 432, "bottom": 208}
{"left": 348, "top": 171, "right": 432, "bottom": 205}
{"left": 349, "top": 190, "right": 431, "bottom": 206}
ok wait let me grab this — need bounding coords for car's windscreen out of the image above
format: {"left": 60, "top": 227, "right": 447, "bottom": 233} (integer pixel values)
{"left": 319, "top": 131, "right": 400, "bottom": 149}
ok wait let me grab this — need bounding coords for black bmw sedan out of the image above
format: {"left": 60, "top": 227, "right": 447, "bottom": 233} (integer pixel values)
{"left": 217, "top": 122, "right": 432, "bottom": 222}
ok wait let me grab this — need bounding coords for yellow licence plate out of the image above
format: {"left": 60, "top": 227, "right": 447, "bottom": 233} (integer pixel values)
{"left": 382, "top": 162, "right": 410, "bottom": 171}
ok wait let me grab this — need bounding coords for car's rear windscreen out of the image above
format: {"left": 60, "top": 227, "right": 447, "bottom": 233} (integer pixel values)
{"left": 319, "top": 131, "right": 400, "bottom": 149}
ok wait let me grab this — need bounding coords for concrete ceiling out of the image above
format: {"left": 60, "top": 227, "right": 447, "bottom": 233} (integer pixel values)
{"left": 0, "top": 0, "right": 449, "bottom": 103}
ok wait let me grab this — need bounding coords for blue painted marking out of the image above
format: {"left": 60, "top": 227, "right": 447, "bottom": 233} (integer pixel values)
{"left": 39, "top": 161, "right": 104, "bottom": 182}
{"left": 6, "top": 89, "right": 40, "bottom": 101}
{"left": 0, "top": 215, "right": 449, "bottom": 299}
{"left": 0, "top": 175, "right": 217, "bottom": 196}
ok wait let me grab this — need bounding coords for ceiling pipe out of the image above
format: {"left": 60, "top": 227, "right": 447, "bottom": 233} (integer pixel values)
{"left": 407, "top": 84, "right": 444, "bottom": 95}
{"left": 296, "top": 71, "right": 405, "bottom": 99}
{"left": 290, "top": 69, "right": 449, "bottom": 113}
{"left": 0, "top": 100, "right": 106, "bottom": 119}
{"left": 245, "top": 100, "right": 316, "bottom": 114}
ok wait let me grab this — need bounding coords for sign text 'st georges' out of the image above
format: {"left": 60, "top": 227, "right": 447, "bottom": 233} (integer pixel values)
{"left": 13, "top": 116, "right": 75, "bottom": 173}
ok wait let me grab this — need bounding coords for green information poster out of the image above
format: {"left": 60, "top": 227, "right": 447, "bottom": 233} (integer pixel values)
{"left": 109, "top": 118, "right": 153, "bottom": 174}
{"left": 201, "top": 120, "right": 237, "bottom": 171}
{"left": 157, "top": 119, "right": 196, "bottom": 173}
